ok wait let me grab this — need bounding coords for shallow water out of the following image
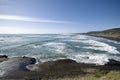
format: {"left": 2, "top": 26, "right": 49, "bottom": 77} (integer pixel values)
{"left": 0, "top": 34, "right": 120, "bottom": 65}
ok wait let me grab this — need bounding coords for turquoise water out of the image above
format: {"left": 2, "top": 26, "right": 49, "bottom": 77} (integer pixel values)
{"left": 0, "top": 34, "right": 120, "bottom": 65}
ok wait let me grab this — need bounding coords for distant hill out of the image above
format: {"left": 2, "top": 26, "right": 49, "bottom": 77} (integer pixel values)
{"left": 83, "top": 28, "right": 120, "bottom": 41}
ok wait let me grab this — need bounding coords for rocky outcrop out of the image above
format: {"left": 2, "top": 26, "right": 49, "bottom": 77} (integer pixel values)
{"left": 0, "top": 57, "right": 120, "bottom": 79}
{"left": 27, "top": 58, "right": 120, "bottom": 72}
{"left": 26, "top": 58, "right": 120, "bottom": 78}
{"left": 26, "top": 59, "right": 86, "bottom": 79}
{"left": 105, "top": 59, "right": 120, "bottom": 66}
{"left": 0, "top": 55, "right": 8, "bottom": 62}
{"left": 26, "top": 59, "right": 78, "bottom": 72}
{"left": 0, "top": 57, "right": 36, "bottom": 78}
{"left": 0, "top": 55, "right": 8, "bottom": 58}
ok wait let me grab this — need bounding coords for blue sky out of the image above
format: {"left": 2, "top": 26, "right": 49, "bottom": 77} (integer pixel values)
{"left": 0, "top": 0, "right": 120, "bottom": 34}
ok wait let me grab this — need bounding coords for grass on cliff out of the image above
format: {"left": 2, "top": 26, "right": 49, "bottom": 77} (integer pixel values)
{"left": 56, "top": 71, "right": 120, "bottom": 80}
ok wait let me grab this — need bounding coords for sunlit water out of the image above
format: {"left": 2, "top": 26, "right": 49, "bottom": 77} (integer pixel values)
{"left": 0, "top": 34, "right": 120, "bottom": 65}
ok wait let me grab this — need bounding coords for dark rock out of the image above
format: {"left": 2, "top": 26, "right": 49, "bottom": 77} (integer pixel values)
{"left": 0, "top": 57, "right": 36, "bottom": 78}
{"left": 54, "top": 59, "right": 76, "bottom": 63}
{"left": 26, "top": 59, "right": 77, "bottom": 72}
{"left": 0, "top": 55, "right": 8, "bottom": 58}
{"left": 2, "top": 58, "right": 120, "bottom": 79}
{"left": 0, "top": 55, "right": 8, "bottom": 62}
{"left": 26, "top": 59, "right": 86, "bottom": 79}
{"left": 105, "top": 59, "right": 120, "bottom": 66}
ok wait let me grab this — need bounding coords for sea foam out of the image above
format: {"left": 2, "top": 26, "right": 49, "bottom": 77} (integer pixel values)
{"left": 42, "top": 42, "right": 66, "bottom": 53}
{"left": 82, "top": 40, "right": 119, "bottom": 54}
{"left": 69, "top": 53, "right": 109, "bottom": 65}
{"left": 67, "top": 39, "right": 119, "bottom": 54}
{"left": 0, "top": 34, "right": 120, "bottom": 65}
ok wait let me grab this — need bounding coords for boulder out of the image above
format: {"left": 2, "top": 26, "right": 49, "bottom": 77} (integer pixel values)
{"left": 0, "top": 55, "right": 8, "bottom": 58}
{"left": 0, "top": 55, "right": 8, "bottom": 62}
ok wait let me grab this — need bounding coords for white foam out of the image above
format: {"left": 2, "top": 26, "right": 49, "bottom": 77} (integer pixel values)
{"left": 107, "top": 39, "right": 120, "bottom": 44}
{"left": 0, "top": 38, "right": 4, "bottom": 41}
{"left": 0, "top": 71, "right": 6, "bottom": 77}
{"left": 42, "top": 42, "right": 66, "bottom": 53}
{"left": 0, "top": 60, "right": 13, "bottom": 77}
{"left": 82, "top": 40, "right": 119, "bottom": 54}
{"left": 25, "top": 54, "right": 67, "bottom": 63}
{"left": 0, "top": 37, "right": 23, "bottom": 43}
{"left": 75, "top": 46, "right": 81, "bottom": 48}
{"left": 69, "top": 54, "right": 109, "bottom": 65}
{"left": 72, "top": 35, "right": 87, "bottom": 40}
{"left": 67, "top": 39, "right": 119, "bottom": 54}
{"left": 32, "top": 45, "right": 42, "bottom": 48}
{"left": 0, "top": 44, "right": 24, "bottom": 50}
{"left": 55, "top": 35, "right": 70, "bottom": 38}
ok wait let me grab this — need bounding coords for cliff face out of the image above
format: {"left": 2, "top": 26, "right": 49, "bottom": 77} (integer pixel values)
{"left": 84, "top": 28, "right": 120, "bottom": 41}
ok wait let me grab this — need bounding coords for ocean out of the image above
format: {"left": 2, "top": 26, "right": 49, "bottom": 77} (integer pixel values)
{"left": 0, "top": 34, "right": 120, "bottom": 65}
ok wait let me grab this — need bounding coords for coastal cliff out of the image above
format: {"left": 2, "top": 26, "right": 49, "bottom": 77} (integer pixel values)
{"left": 82, "top": 28, "right": 120, "bottom": 41}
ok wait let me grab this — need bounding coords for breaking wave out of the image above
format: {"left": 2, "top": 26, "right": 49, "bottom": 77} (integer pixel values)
{"left": 0, "top": 34, "right": 120, "bottom": 65}
{"left": 69, "top": 53, "right": 109, "bottom": 65}
{"left": 67, "top": 39, "right": 119, "bottom": 54}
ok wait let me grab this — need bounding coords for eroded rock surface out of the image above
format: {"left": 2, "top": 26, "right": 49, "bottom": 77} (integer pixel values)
{"left": 0, "top": 57, "right": 36, "bottom": 78}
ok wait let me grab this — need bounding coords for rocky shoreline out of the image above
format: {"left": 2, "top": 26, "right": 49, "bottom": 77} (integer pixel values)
{"left": 0, "top": 55, "right": 120, "bottom": 80}
{"left": 85, "top": 34, "right": 120, "bottom": 42}
{"left": 80, "top": 28, "right": 120, "bottom": 42}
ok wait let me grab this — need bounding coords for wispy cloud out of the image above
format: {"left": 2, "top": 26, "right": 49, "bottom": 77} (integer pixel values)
{"left": 0, "top": 15, "right": 70, "bottom": 23}
{"left": 0, "top": 26, "right": 39, "bottom": 34}
{"left": 0, "top": 26, "right": 67, "bottom": 34}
